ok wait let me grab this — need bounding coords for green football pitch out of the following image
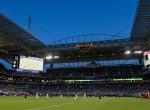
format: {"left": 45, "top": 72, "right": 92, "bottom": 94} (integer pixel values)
{"left": 0, "top": 96, "right": 149, "bottom": 110}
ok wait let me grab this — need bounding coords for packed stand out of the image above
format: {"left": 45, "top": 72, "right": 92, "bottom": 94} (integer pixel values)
{"left": 0, "top": 82, "right": 149, "bottom": 97}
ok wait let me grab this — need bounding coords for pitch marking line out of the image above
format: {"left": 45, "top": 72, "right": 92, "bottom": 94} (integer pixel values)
{"left": 27, "top": 102, "right": 74, "bottom": 110}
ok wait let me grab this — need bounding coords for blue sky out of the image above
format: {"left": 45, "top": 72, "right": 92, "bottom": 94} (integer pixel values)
{"left": 0, "top": 0, "right": 138, "bottom": 44}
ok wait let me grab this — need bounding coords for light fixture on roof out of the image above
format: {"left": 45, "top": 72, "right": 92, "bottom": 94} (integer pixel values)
{"left": 124, "top": 50, "right": 131, "bottom": 55}
{"left": 54, "top": 55, "right": 59, "bottom": 59}
{"left": 134, "top": 50, "right": 142, "bottom": 54}
{"left": 45, "top": 55, "right": 53, "bottom": 60}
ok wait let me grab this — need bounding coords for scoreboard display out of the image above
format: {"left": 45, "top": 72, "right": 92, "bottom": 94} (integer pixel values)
{"left": 12, "top": 55, "right": 44, "bottom": 72}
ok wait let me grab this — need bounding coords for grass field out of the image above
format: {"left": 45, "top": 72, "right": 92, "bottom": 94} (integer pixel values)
{"left": 0, "top": 96, "right": 150, "bottom": 110}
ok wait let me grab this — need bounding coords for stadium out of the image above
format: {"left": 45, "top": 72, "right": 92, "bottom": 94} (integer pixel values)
{"left": 0, "top": 0, "right": 150, "bottom": 110}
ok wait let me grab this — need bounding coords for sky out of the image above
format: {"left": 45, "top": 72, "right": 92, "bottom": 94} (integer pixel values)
{"left": 0, "top": 0, "right": 138, "bottom": 44}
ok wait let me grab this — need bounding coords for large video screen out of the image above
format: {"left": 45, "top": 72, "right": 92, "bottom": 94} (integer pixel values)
{"left": 19, "top": 56, "right": 44, "bottom": 71}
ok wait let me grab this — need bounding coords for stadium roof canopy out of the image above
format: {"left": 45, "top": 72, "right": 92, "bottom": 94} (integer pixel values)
{"left": 0, "top": 13, "right": 45, "bottom": 49}
{"left": 0, "top": 0, "right": 149, "bottom": 63}
{"left": 131, "top": 0, "right": 150, "bottom": 39}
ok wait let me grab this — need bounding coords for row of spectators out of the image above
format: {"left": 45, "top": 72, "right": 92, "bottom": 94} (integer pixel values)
{"left": 47, "top": 65, "right": 143, "bottom": 78}
{"left": 0, "top": 82, "right": 149, "bottom": 97}
{"left": 0, "top": 63, "right": 144, "bottom": 79}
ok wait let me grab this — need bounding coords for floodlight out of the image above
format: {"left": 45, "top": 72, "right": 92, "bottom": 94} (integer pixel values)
{"left": 134, "top": 50, "right": 142, "bottom": 54}
{"left": 45, "top": 55, "right": 53, "bottom": 60}
{"left": 125, "top": 50, "right": 131, "bottom": 55}
{"left": 54, "top": 56, "right": 59, "bottom": 59}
